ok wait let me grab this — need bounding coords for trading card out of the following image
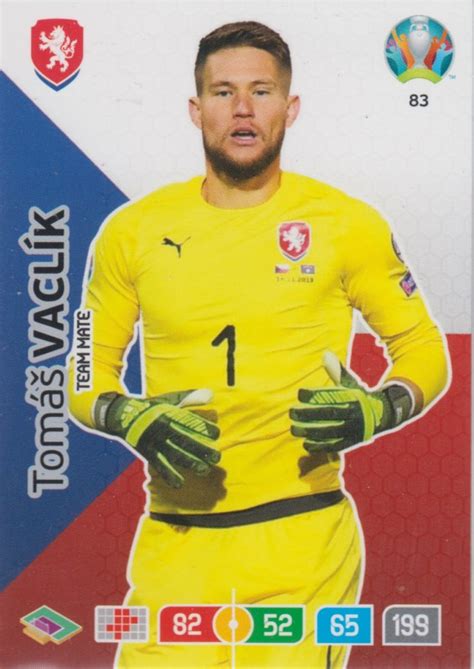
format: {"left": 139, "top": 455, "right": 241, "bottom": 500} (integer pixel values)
{"left": 1, "top": 1, "right": 471, "bottom": 668}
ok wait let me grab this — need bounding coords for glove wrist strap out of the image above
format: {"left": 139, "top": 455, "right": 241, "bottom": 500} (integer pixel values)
{"left": 93, "top": 392, "right": 125, "bottom": 434}
{"left": 382, "top": 384, "right": 414, "bottom": 428}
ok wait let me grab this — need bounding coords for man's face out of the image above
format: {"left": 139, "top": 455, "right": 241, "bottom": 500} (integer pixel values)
{"left": 190, "top": 47, "right": 300, "bottom": 181}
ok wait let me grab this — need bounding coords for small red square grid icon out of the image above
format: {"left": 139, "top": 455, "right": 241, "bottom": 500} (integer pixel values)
{"left": 95, "top": 606, "right": 149, "bottom": 643}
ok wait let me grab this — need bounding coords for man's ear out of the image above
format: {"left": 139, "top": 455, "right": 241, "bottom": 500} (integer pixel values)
{"left": 189, "top": 97, "right": 202, "bottom": 129}
{"left": 285, "top": 95, "right": 301, "bottom": 128}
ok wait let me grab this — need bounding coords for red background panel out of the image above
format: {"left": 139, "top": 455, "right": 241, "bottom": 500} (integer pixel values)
{"left": 1, "top": 334, "right": 470, "bottom": 668}
{"left": 347, "top": 334, "right": 471, "bottom": 669}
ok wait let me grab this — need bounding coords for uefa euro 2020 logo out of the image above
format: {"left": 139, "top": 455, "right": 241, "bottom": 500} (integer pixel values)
{"left": 385, "top": 16, "right": 454, "bottom": 83}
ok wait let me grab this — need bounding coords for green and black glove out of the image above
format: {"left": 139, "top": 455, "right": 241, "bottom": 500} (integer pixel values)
{"left": 94, "top": 389, "right": 220, "bottom": 488}
{"left": 290, "top": 352, "right": 414, "bottom": 453}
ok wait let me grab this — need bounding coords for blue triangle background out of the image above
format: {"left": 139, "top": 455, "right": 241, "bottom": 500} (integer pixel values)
{"left": 0, "top": 72, "right": 141, "bottom": 588}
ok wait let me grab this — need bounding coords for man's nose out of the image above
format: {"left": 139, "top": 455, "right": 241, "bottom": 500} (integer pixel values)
{"left": 233, "top": 92, "right": 254, "bottom": 116}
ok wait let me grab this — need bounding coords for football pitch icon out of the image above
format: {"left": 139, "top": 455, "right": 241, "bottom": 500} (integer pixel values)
{"left": 20, "top": 605, "right": 82, "bottom": 644}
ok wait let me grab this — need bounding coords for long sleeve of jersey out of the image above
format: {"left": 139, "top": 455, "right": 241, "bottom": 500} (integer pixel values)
{"left": 68, "top": 208, "right": 140, "bottom": 428}
{"left": 342, "top": 200, "right": 449, "bottom": 409}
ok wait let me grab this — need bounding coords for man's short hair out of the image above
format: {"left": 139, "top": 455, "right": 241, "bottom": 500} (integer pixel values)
{"left": 194, "top": 21, "right": 292, "bottom": 94}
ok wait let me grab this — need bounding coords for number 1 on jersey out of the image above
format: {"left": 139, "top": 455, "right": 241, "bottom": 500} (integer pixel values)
{"left": 211, "top": 325, "right": 236, "bottom": 387}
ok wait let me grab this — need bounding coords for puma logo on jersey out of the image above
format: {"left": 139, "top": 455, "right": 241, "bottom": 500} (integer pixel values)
{"left": 162, "top": 237, "right": 190, "bottom": 257}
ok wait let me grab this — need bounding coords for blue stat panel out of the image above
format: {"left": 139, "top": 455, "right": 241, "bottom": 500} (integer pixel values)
{"left": 315, "top": 606, "right": 373, "bottom": 645}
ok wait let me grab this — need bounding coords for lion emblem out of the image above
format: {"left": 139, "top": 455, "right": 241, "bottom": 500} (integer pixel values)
{"left": 282, "top": 226, "right": 307, "bottom": 254}
{"left": 39, "top": 25, "right": 77, "bottom": 72}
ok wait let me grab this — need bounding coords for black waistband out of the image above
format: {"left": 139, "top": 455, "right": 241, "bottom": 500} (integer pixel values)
{"left": 149, "top": 490, "right": 345, "bottom": 528}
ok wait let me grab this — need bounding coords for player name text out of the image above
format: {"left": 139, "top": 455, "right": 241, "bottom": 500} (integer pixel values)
{"left": 19, "top": 206, "right": 70, "bottom": 362}
{"left": 19, "top": 206, "right": 71, "bottom": 498}
{"left": 25, "top": 366, "right": 69, "bottom": 498}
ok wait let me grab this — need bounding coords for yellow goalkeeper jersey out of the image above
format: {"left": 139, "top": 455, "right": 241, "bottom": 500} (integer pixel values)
{"left": 68, "top": 172, "right": 448, "bottom": 514}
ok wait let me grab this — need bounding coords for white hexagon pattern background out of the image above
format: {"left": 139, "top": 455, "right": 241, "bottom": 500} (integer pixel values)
{"left": 2, "top": 0, "right": 471, "bottom": 335}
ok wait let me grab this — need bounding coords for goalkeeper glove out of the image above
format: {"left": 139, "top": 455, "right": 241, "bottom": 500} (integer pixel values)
{"left": 93, "top": 389, "right": 220, "bottom": 488}
{"left": 290, "top": 351, "right": 414, "bottom": 453}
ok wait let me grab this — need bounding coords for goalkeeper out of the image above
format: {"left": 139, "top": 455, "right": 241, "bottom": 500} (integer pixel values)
{"left": 68, "top": 20, "right": 448, "bottom": 669}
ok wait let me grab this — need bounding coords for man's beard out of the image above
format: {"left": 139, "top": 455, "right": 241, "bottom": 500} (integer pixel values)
{"left": 203, "top": 128, "right": 285, "bottom": 182}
